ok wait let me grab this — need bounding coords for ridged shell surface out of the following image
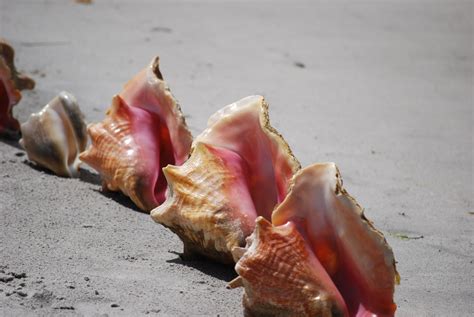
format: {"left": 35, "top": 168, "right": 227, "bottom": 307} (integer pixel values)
{"left": 20, "top": 91, "right": 87, "bottom": 177}
{"left": 231, "top": 217, "right": 348, "bottom": 317}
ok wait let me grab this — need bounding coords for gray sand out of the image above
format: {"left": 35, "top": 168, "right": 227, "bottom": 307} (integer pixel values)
{"left": 1, "top": 0, "right": 473, "bottom": 316}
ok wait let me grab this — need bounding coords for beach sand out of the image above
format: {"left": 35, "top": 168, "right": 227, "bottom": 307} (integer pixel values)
{"left": 1, "top": 1, "right": 472, "bottom": 316}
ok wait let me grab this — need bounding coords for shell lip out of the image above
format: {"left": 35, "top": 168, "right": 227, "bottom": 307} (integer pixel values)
{"left": 195, "top": 95, "right": 301, "bottom": 175}
{"left": 193, "top": 95, "right": 300, "bottom": 216}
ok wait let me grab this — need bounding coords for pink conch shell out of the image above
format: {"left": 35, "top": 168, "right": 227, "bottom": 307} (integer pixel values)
{"left": 20, "top": 91, "right": 87, "bottom": 177}
{"left": 0, "top": 39, "right": 35, "bottom": 137}
{"left": 230, "top": 163, "right": 399, "bottom": 317}
{"left": 79, "top": 57, "right": 192, "bottom": 211}
{"left": 229, "top": 217, "right": 348, "bottom": 317}
{"left": 151, "top": 96, "right": 300, "bottom": 263}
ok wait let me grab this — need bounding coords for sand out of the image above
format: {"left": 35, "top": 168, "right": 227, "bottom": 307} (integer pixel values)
{"left": 1, "top": 0, "right": 473, "bottom": 316}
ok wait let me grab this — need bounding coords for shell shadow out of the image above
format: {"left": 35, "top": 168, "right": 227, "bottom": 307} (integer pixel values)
{"left": 0, "top": 135, "right": 22, "bottom": 150}
{"left": 166, "top": 253, "right": 237, "bottom": 282}
{"left": 93, "top": 188, "right": 144, "bottom": 213}
{"left": 17, "top": 154, "right": 143, "bottom": 213}
{"left": 20, "top": 161, "right": 102, "bottom": 184}
{"left": 78, "top": 167, "right": 101, "bottom": 186}
{"left": 22, "top": 159, "right": 58, "bottom": 176}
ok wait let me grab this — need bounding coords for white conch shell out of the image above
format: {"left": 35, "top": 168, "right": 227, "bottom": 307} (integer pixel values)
{"left": 151, "top": 95, "right": 300, "bottom": 263}
{"left": 20, "top": 91, "right": 87, "bottom": 177}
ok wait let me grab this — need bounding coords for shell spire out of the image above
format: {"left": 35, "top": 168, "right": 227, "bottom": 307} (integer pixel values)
{"left": 194, "top": 96, "right": 300, "bottom": 219}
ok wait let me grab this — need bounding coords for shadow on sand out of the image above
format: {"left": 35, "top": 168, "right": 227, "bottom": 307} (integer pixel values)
{"left": 3, "top": 135, "right": 237, "bottom": 283}
{"left": 94, "top": 188, "right": 144, "bottom": 213}
{"left": 0, "top": 136, "right": 102, "bottom": 187}
{"left": 78, "top": 168, "right": 101, "bottom": 186}
{"left": 20, "top": 158, "right": 103, "bottom": 186}
{"left": 21, "top": 160, "right": 56, "bottom": 175}
{"left": 166, "top": 253, "right": 237, "bottom": 282}
{"left": 0, "top": 135, "right": 23, "bottom": 150}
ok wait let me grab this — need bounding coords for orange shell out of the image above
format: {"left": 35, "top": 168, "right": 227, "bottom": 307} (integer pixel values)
{"left": 80, "top": 57, "right": 192, "bottom": 212}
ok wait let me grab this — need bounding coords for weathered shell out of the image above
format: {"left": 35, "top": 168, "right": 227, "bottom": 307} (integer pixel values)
{"left": 231, "top": 163, "right": 399, "bottom": 317}
{"left": 229, "top": 217, "right": 348, "bottom": 317}
{"left": 79, "top": 56, "right": 192, "bottom": 212}
{"left": 19, "top": 91, "right": 87, "bottom": 177}
{"left": 151, "top": 95, "right": 300, "bottom": 263}
{"left": 0, "top": 39, "right": 35, "bottom": 137}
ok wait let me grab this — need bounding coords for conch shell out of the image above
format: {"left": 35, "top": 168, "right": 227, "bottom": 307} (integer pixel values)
{"left": 151, "top": 96, "right": 300, "bottom": 263}
{"left": 230, "top": 163, "right": 399, "bottom": 317}
{"left": 79, "top": 57, "right": 193, "bottom": 212}
{"left": 20, "top": 91, "right": 87, "bottom": 177}
{"left": 0, "top": 39, "right": 35, "bottom": 137}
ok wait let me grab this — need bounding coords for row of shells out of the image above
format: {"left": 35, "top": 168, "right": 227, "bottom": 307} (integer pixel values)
{"left": 1, "top": 39, "right": 399, "bottom": 317}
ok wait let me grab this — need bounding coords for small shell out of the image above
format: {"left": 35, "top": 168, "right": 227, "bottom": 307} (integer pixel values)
{"left": 0, "top": 39, "right": 35, "bottom": 137}
{"left": 229, "top": 217, "right": 348, "bottom": 317}
{"left": 79, "top": 56, "right": 192, "bottom": 212}
{"left": 20, "top": 91, "right": 87, "bottom": 177}
{"left": 151, "top": 96, "right": 300, "bottom": 263}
